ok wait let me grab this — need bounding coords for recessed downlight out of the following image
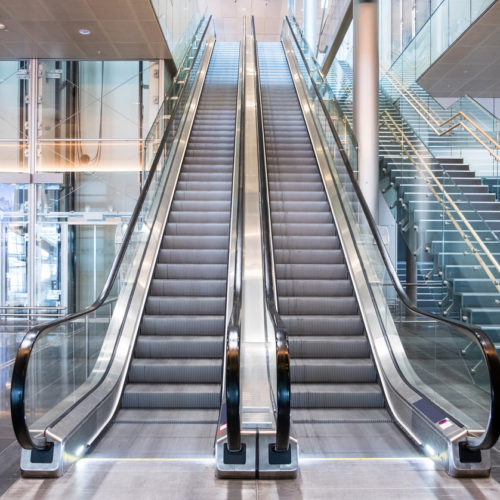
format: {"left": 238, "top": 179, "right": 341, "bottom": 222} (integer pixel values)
{"left": 79, "top": 28, "right": 91, "bottom": 35}
{"left": 0, "top": 23, "right": 6, "bottom": 31}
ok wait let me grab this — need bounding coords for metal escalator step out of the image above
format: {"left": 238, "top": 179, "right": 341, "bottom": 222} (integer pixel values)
{"left": 270, "top": 190, "right": 327, "bottom": 202}
{"left": 135, "top": 335, "right": 223, "bottom": 359}
{"left": 162, "top": 235, "right": 229, "bottom": 250}
{"left": 278, "top": 297, "right": 358, "bottom": 315}
{"left": 171, "top": 199, "right": 231, "bottom": 210}
{"left": 115, "top": 408, "right": 219, "bottom": 424}
{"left": 271, "top": 211, "right": 333, "bottom": 224}
{"left": 145, "top": 296, "right": 225, "bottom": 315}
{"left": 283, "top": 315, "right": 364, "bottom": 336}
{"left": 270, "top": 200, "right": 330, "bottom": 212}
{"left": 274, "top": 249, "right": 343, "bottom": 265}
{"left": 122, "top": 383, "right": 221, "bottom": 409}
{"left": 150, "top": 279, "right": 226, "bottom": 297}
{"left": 277, "top": 279, "right": 352, "bottom": 297}
{"left": 154, "top": 263, "right": 227, "bottom": 280}
{"left": 272, "top": 235, "right": 339, "bottom": 250}
{"left": 168, "top": 211, "right": 230, "bottom": 224}
{"left": 275, "top": 263, "right": 348, "bottom": 280}
{"left": 179, "top": 172, "right": 233, "bottom": 182}
{"left": 172, "top": 191, "right": 231, "bottom": 201}
{"left": 129, "top": 359, "right": 222, "bottom": 384}
{"left": 157, "top": 248, "right": 228, "bottom": 264}
{"left": 140, "top": 315, "right": 224, "bottom": 336}
{"left": 291, "top": 383, "right": 385, "bottom": 409}
{"left": 289, "top": 336, "right": 370, "bottom": 358}
{"left": 291, "top": 408, "right": 392, "bottom": 424}
{"left": 165, "top": 223, "right": 229, "bottom": 236}
{"left": 272, "top": 223, "right": 336, "bottom": 237}
{"left": 176, "top": 181, "right": 232, "bottom": 191}
{"left": 290, "top": 359, "right": 377, "bottom": 383}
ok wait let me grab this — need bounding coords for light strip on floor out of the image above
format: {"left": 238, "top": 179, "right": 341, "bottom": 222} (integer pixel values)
{"left": 300, "top": 457, "right": 434, "bottom": 463}
{"left": 80, "top": 457, "right": 216, "bottom": 463}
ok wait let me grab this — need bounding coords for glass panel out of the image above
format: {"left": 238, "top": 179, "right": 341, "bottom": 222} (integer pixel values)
{"left": 0, "top": 61, "right": 28, "bottom": 172}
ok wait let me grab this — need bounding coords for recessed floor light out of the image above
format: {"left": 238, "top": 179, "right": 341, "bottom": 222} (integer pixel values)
{"left": 79, "top": 28, "right": 91, "bottom": 35}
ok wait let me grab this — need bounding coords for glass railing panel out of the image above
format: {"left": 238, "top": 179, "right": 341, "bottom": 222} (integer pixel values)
{"left": 391, "top": 0, "right": 495, "bottom": 84}
{"left": 285, "top": 17, "right": 494, "bottom": 431}
{"left": 17, "top": 18, "right": 214, "bottom": 447}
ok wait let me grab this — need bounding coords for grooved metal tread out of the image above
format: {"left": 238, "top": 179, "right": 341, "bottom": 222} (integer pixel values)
{"left": 259, "top": 41, "right": 384, "bottom": 416}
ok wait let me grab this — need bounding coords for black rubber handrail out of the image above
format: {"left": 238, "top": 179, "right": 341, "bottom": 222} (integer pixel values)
{"left": 251, "top": 16, "right": 291, "bottom": 453}
{"left": 225, "top": 22, "right": 245, "bottom": 453}
{"left": 10, "top": 15, "right": 214, "bottom": 452}
{"left": 284, "top": 15, "right": 500, "bottom": 451}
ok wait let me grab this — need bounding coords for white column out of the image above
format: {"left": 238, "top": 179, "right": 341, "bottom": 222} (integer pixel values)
{"left": 353, "top": 0, "right": 379, "bottom": 221}
{"left": 27, "top": 59, "right": 40, "bottom": 309}
{"left": 303, "top": 0, "right": 317, "bottom": 51}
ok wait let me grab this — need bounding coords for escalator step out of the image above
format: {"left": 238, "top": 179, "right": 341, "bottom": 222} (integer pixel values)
{"left": 140, "top": 315, "right": 224, "bottom": 336}
{"left": 129, "top": 359, "right": 222, "bottom": 384}
{"left": 291, "top": 383, "right": 385, "bottom": 409}
{"left": 290, "top": 359, "right": 377, "bottom": 383}
{"left": 135, "top": 335, "right": 223, "bottom": 359}
{"left": 122, "top": 383, "right": 221, "bottom": 409}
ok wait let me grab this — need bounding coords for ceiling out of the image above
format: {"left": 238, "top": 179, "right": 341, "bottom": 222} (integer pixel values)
{"left": 418, "top": 2, "right": 500, "bottom": 98}
{"left": 0, "top": 0, "right": 171, "bottom": 60}
{"left": 198, "top": 0, "right": 297, "bottom": 42}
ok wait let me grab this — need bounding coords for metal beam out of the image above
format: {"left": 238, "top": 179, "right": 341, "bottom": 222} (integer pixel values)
{"left": 321, "top": 0, "right": 353, "bottom": 76}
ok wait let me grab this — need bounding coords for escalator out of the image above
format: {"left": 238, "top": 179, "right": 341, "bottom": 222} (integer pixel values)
{"left": 10, "top": 19, "right": 244, "bottom": 474}
{"left": 254, "top": 17, "right": 500, "bottom": 475}
{"left": 118, "top": 42, "right": 239, "bottom": 430}
{"left": 258, "top": 41, "right": 400, "bottom": 452}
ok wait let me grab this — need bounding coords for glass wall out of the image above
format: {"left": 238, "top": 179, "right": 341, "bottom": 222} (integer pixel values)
{"left": 0, "top": 59, "right": 160, "bottom": 313}
{"left": 150, "top": 0, "right": 201, "bottom": 67}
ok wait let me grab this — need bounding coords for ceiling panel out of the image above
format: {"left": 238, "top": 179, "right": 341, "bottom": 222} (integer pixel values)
{"left": 418, "top": 3, "right": 500, "bottom": 98}
{"left": 0, "top": 0, "right": 170, "bottom": 60}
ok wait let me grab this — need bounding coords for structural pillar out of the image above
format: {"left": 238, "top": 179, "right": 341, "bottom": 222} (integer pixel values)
{"left": 353, "top": 0, "right": 379, "bottom": 221}
{"left": 303, "top": 0, "right": 317, "bottom": 52}
{"left": 27, "top": 59, "right": 40, "bottom": 311}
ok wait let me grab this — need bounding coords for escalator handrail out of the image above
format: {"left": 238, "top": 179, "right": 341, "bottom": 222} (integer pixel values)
{"left": 284, "top": 15, "right": 500, "bottom": 451}
{"left": 10, "top": 15, "right": 214, "bottom": 452}
{"left": 225, "top": 21, "right": 246, "bottom": 453}
{"left": 251, "top": 16, "right": 291, "bottom": 453}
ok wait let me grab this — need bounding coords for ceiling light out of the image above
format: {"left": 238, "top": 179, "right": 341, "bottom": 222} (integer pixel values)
{"left": 0, "top": 23, "right": 6, "bottom": 31}
{"left": 79, "top": 28, "right": 91, "bottom": 35}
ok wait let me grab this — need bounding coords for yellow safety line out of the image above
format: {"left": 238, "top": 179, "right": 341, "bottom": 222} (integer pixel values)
{"left": 384, "top": 113, "right": 500, "bottom": 294}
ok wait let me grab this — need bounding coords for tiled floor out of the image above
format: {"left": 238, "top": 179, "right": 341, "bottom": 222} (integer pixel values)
{"left": 3, "top": 322, "right": 500, "bottom": 499}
